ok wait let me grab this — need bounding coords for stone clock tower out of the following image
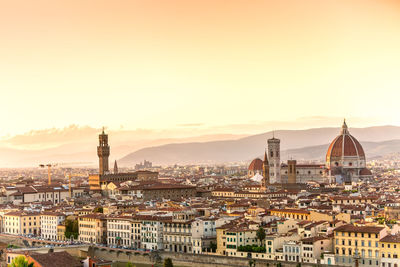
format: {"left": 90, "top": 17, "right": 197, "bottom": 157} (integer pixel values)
{"left": 97, "top": 128, "right": 110, "bottom": 175}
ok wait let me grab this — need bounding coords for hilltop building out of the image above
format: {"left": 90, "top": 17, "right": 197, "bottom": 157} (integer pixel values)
{"left": 135, "top": 160, "right": 153, "bottom": 170}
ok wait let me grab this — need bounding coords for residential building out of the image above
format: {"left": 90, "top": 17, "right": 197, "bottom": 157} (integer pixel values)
{"left": 4, "top": 211, "right": 40, "bottom": 236}
{"left": 379, "top": 233, "right": 400, "bottom": 267}
{"left": 40, "top": 211, "right": 65, "bottom": 240}
{"left": 78, "top": 214, "right": 107, "bottom": 244}
{"left": 334, "top": 224, "right": 387, "bottom": 267}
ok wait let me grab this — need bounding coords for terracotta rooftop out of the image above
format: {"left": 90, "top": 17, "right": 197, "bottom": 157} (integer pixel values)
{"left": 380, "top": 233, "right": 400, "bottom": 243}
{"left": 28, "top": 251, "right": 81, "bottom": 267}
{"left": 334, "top": 224, "right": 384, "bottom": 234}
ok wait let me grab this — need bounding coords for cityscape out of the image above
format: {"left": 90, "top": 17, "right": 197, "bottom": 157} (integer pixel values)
{"left": 0, "top": 121, "right": 399, "bottom": 267}
{"left": 1, "top": 1, "right": 400, "bottom": 267}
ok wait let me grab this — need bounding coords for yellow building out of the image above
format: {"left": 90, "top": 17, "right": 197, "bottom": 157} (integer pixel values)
{"left": 216, "top": 227, "right": 227, "bottom": 256}
{"left": 309, "top": 210, "right": 351, "bottom": 223}
{"left": 57, "top": 224, "right": 66, "bottom": 241}
{"left": 4, "top": 211, "right": 40, "bottom": 236}
{"left": 379, "top": 233, "right": 400, "bottom": 267}
{"left": 78, "top": 214, "right": 107, "bottom": 244}
{"left": 334, "top": 224, "right": 386, "bottom": 267}
{"left": 269, "top": 209, "right": 311, "bottom": 221}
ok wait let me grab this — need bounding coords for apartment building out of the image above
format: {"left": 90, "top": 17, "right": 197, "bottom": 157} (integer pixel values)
{"left": 78, "top": 214, "right": 107, "bottom": 244}
{"left": 141, "top": 216, "right": 169, "bottom": 250}
{"left": 301, "top": 235, "right": 333, "bottom": 263}
{"left": 4, "top": 211, "right": 40, "bottom": 236}
{"left": 379, "top": 233, "right": 400, "bottom": 267}
{"left": 163, "top": 211, "right": 194, "bottom": 253}
{"left": 107, "top": 216, "right": 134, "bottom": 247}
{"left": 40, "top": 212, "right": 65, "bottom": 240}
{"left": 334, "top": 224, "right": 387, "bottom": 267}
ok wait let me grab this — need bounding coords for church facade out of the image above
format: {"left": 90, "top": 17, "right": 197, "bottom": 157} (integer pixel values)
{"left": 248, "top": 120, "right": 372, "bottom": 186}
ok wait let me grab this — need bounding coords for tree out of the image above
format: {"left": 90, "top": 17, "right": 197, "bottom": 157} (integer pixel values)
{"left": 209, "top": 241, "right": 217, "bottom": 252}
{"left": 296, "top": 263, "right": 301, "bottom": 267}
{"left": 256, "top": 227, "right": 266, "bottom": 246}
{"left": 125, "top": 263, "right": 135, "bottom": 267}
{"left": 93, "top": 207, "right": 103, "bottom": 213}
{"left": 65, "top": 219, "right": 79, "bottom": 239}
{"left": 163, "top": 258, "right": 173, "bottom": 267}
{"left": 8, "top": 256, "right": 34, "bottom": 267}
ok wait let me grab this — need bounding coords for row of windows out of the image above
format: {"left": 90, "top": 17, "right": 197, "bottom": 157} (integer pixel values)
{"left": 335, "top": 232, "right": 379, "bottom": 238}
{"left": 284, "top": 246, "right": 300, "bottom": 253}
{"left": 336, "top": 239, "right": 378, "bottom": 247}
{"left": 336, "top": 248, "right": 379, "bottom": 258}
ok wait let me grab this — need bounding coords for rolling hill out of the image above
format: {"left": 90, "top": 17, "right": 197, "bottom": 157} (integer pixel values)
{"left": 119, "top": 126, "right": 400, "bottom": 165}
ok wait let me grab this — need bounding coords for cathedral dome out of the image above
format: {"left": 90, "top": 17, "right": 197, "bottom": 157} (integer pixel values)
{"left": 326, "top": 120, "right": 366, "bottom": 170}
{"left": 326, "top": 121, "right": 365, "bottom": 161}
{"left": 248, "top": 158, "right": 263, "bottom": 172}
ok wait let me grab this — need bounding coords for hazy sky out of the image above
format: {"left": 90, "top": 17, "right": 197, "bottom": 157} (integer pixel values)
{"left": 1, "top": 0, "right": 400, "bottom": 137}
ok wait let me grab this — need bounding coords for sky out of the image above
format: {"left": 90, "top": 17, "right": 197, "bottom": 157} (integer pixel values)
{"left": 0, "top": 0, "right": 400, "bottom": 141}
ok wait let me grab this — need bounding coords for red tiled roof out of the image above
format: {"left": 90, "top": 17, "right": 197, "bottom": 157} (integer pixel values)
{"left": 334, "top": 224, "right": 384, "bottom": 234}
{"left": 248, "top": 158, "right": 263, "bottom": 171}
{"left": 326, "top": 128, "right": 365, "bottom": 161}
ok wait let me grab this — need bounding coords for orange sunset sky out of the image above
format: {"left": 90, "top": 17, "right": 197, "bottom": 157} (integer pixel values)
{"left": 0, "top": 0, "right": 400, "bottom": 141}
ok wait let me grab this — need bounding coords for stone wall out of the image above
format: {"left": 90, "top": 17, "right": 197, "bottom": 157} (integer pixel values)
{"left": 89, "top": 247, "right": 346, "bottom": 267}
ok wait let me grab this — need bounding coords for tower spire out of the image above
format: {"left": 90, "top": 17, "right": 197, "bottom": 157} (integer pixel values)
{"left": 264, "top": 149, "right": 268, "bottom": 163}
{"left": 114, "top": 160, "right": 118, "bottom": 174}
{"left": 262, "top": 148, "right": 270, "bottom": 189}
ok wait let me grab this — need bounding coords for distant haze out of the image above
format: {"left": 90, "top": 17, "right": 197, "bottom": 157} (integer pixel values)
{"left": 1, "top": 124, "right": 399, "bottom": 167}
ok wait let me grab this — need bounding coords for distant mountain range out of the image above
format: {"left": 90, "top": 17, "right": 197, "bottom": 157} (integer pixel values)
{"left": 0, "top": 125, "right": 399, "bottom": 167}
{"left": 119, "top": 126, "right": 400, "bottom": 165}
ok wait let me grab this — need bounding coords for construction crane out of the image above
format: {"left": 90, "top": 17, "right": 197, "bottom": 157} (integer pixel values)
{"left": 64, "top": 169, "right": 83, "bottom": 198}
{"left": 39, "top": 163, "right": 57, "bottom": 185}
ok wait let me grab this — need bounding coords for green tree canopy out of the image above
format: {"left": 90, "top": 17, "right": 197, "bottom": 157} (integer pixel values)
{"left": 209, "top": 241, "right": 217, "bottom": 252}
{"left": 256, "top": 226, "right": 266, "bottom": 245}
{"left": 93, "top": 207, "right": 103, "bottom": 213}
{"left": 8, "top": 256, "right": 34, "bottom": 267}
{"left": 164, "top": 258, "right": 173, "bottom": 267}
{"left": 65, "top": 219, "right": 79, "bottom": 239}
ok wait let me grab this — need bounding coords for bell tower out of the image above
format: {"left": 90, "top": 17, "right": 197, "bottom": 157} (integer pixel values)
{"left": 268, "top": 135, "right": 281, "bottom": 183}
{"left": 97, "top": 128, "right": 110, "bottom": 175}
{"left": 287, "top": 160, "right": 297, "bottom": 184}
